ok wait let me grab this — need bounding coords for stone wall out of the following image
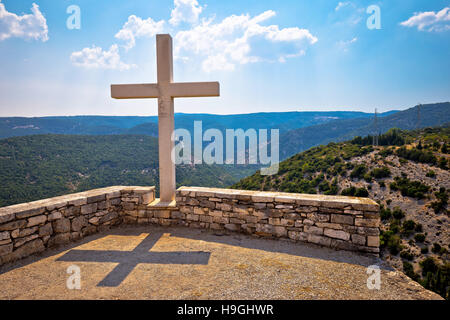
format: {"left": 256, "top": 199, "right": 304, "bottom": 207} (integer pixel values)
{"left": 1, "top": 185, "right": 380, "bottom": 266}
{"left": 0, "top": 186, "right": 155, "bottom": 265}
{"left": 168, "top": 187, "right": 380, "bottom": 255}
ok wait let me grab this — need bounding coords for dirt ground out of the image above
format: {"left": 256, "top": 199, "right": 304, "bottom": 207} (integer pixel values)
{"left": 0, "top": 225, "right": 442, "bottom": 300}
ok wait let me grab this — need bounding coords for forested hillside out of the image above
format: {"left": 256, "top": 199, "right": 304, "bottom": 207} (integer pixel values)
{"left": 0, "top": 134, "right": 256, "bottom": 207}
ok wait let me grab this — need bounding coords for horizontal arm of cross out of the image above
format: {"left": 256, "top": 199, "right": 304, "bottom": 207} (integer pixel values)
{"left": 111, "top": 82, "right": 219, "bottom": 99}
{"left": 170, "top": 82, "right": 220, "bottom": 98}
{"left": 111, "top": 84, "right": 159, "bottom": 99}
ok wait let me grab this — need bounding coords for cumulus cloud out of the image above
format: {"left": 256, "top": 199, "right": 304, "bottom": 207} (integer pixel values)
{"left": 175, "top": 10, "right": 318, "bottom": 72}
{"left": 169, "top": 0, "right": 203, "bottom": 26}
{"left": 72, "top": 1, "right": 317, "bottom": 72}
{"left": 115, "top": 15, "right": 165, "bottom": 50}
{"left": 400, "top": 7, "right": 450, "bottom": 32}
{"left": 70, "top": 44, "right": 135, "bottom": 71}
{"left": 0, "top": 2, "right": 48, "bottom": 41}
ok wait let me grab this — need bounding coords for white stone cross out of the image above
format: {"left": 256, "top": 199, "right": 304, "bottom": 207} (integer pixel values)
{"left": 111, "top": 34, "right": 220, "bottom": 203}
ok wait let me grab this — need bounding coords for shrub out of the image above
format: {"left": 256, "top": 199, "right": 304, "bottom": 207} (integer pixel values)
{"left": 380, "top": 230, "right": 402, "bottom": 255}
{"left": 426, "top": 170, "right": 436, "bottom": 178}
{"left": 318, "top": 180, "right": 331, "bottom": 192}
{"left": 341, "top": 186, "right": 369, "bottom": 197}
{"left": 438, "top": 157, "right": 448, "bottom": 170}
{"left": 432, "top": 243, "right": 442, "bottom": 254}
{"left": 370, "top": 166, "right": 391, "bottom": 179}
{"left": 396, "top": 147, "right": 437, "bottom": 165}
{"left": 403, "top": 220, "right": 416, "bottom": 231}
{"left": 350, "top": 164, "right": 367, "bottom": 179}
{"left": 419, "top": 258, "right": 450, "bottom": 300}
{"left": 354, "top": 187, "right": 369, "bottom": 197}
{"left": 400, "top": 250, "right": 414, "bottom": 261}
{"left": 392, "top": 207, "right": 405, "bottom": 220}
{"left": 390, "top": 220, "right": 401, "bottom": 234}
{"left": 326, "top": 178, "right": 339, "bottom": 196}
{"left": 421, "top": 247, "right": 429, "bottom": 254}
{"left": 420, "top": 257, "right": 438, "bottom": 275}
{"left": 414, "top": 233, "right": 426, "bottom": 243}
{"left": 403, "top": 261, "right": 420, "bottom": 281}
{"left": 388, "top": 235, "right": 402, "bottom": 255}
{"left": 415, "top": 223, "right": 423, "bottom": 232}
{"left": 380, "top": 206, "right": 392, "bottom": 221}
{"left": 430, "top": 187, "right": 448, "bottom": 214}
{"left": 341, "top": 186, "right": 356, "bottom": 196}
{"left": 390, "top": 177, "right": 430, "bottom": 199}
{"left": 379, "top": 148, "right": 393, "bottom": 157}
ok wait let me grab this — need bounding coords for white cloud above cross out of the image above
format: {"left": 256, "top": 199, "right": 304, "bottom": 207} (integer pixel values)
{"left": 71, "top": 0, "right": 318, "bottom": 72}
{"left": 174, "top": 10, "right": 318, "bottom": 72}
{"left": 169, "top": 0, "right": 203, "bottom": 26}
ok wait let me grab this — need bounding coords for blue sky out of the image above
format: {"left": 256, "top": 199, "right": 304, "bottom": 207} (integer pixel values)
{"left": 0, "top": 0, "right": 449, "bottom": 116}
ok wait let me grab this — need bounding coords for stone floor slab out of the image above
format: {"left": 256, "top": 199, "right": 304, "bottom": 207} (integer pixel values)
{"left": 0, "top": 225, "right": 442, "bottom": 300}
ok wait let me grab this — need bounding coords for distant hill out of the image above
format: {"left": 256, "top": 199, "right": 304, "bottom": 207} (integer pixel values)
{"left": 0, "top": 111, "right": 389, "bottom": 139}
{"left": 279, "top": 102, "right": 450, "bottom": 159}
{"left": 125, "top": 122, "right": 159, "bottom": 136}
{"left": 233, "top": 125, "right": 450, "bottom": 299}
{"left": 0, "top": 116, "right": 152, "bottom": 138}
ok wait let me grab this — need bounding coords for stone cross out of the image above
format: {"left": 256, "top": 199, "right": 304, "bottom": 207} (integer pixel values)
{"left": 57, "top": 233, "right": 210, "bottom": 287}
{"left": 111, "top": 34, "right": 220, "bottom": 203}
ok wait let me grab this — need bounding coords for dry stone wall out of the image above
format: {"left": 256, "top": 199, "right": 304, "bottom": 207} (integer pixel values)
{"left": 1, "top": 185, "right": 380, "bottom": 266}
{"left": 0, "top": 186, "right": 155, "bottom": 265}
{"left": 168, "top": 187, "right": 380, "bottom": 255}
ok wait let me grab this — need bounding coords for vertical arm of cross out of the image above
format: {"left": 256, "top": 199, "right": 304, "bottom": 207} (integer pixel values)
{"left": 157, "top": 34, "right": 173, "bottom": 84}
{"left": 156, "top": 34, "right": 176, "bottom": 202}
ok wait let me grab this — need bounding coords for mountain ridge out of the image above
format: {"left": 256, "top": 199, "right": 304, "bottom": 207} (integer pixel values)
{"left": 0, "top": 110, "right": 394, "bottom": 139}
{"left": 279, "top": 102, "right": 450, "bottom": 159}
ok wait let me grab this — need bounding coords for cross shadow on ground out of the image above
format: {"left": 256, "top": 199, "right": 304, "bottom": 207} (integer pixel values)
{"left": 56, "top": 232, "right": 210, "bottom": 287}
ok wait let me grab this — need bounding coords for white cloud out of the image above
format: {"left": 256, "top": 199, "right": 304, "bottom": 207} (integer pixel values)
{"left": 278, "top": 50, "right": 305, "bottom": 63}
{"left": 337, "top": 37, "right": 357, "bottom": 52}
{"left": 335, "top": 2, "right": 352, "bottom": 12}
{"left": 175, "top": 10, "right": 318, "bottom": 72}
{"left": 202, "top": 54, "right": 235, "bottom": 71}
{"left": 115, "top": 15, "right": 165, "bottom": 50}
{"left": 70, "top": 44, "right": 135, "bottom": 71}
{"left": 74, "top": 1, "right": 317, "bottom": 72}
{"left": 333, "top": 1, "right": 364, "bottom": 26}
{"left": 400, "top": 7, "right": 450, "bottom": 32}
{"left": 0, "top": 2, "right": 48, "bottom": 41}
{"left": 169, "top": 0, "right": 203, "bottom": 26}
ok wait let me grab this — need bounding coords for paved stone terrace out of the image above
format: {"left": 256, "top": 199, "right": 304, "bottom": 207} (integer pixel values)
{"left": 0, "top": 225, "right": 441, "bottom": 300}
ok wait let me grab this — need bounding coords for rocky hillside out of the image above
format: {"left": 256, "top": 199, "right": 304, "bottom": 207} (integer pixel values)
{"left": 233, "top": 125, "right": 450, "bottom": 299}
